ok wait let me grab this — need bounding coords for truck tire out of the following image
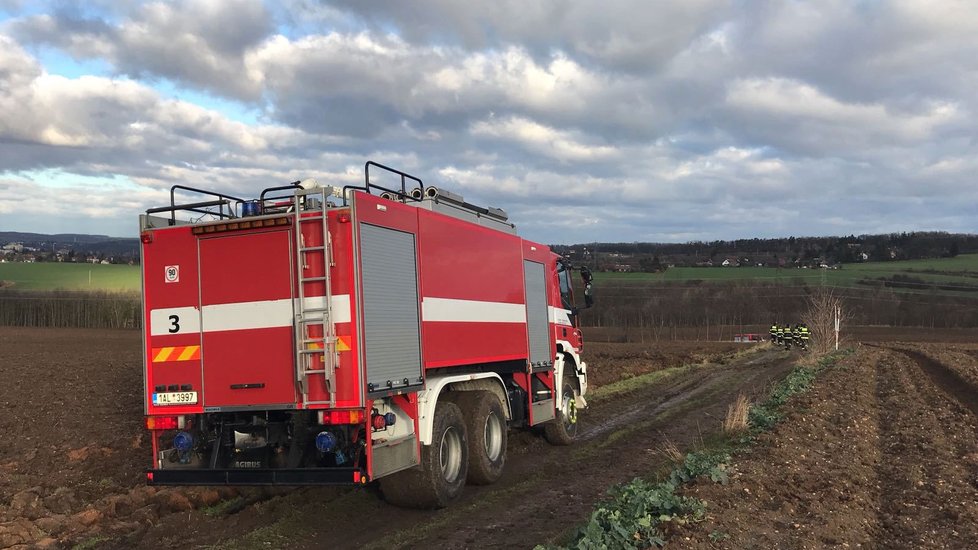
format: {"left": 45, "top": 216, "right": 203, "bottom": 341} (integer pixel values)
{"left": 544, "top": 378, "right": 579, "bottom": 446}
{"left": 380, "top": 401, "right": 468, "bottom": 509}
{"left": 453, "top": 391, "right": 507, "bottom": 485}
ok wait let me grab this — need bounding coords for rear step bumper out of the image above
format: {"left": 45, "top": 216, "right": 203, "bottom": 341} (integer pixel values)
{"left": 148, "top": 467, "right": 364, "bottom": 486}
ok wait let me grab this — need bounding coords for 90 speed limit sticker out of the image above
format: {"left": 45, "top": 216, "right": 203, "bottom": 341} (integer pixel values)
{"left": 165, "top": 265, "right": 180, "bottom": 283}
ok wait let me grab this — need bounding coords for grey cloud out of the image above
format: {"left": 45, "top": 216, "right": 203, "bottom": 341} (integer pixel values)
{"left": 326, "top": 0, "right": 730, "bottom": 73}
{"left": 9, "top": 0, "right": 274, "bottom": 99}
{"left": 2, "top": 2, "right": 977, "bottom": 242}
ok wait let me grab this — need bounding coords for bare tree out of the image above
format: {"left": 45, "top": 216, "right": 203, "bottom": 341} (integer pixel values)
{"left": 801, "top": 287, "right": 848, "bottom": 355}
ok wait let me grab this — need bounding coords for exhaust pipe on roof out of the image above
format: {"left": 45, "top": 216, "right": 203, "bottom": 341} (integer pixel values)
{"left": 424, "top": 186, "right": 466, "bottom": 204}
{"left": 423, "top": 186, "right": 510, "bottom": 222}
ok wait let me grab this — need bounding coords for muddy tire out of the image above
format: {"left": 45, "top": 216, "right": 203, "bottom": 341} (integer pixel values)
{"left": 544, "top": 379, "right": 579, "bottom": 446}
{"left": 380, "top": 401, "right": 468, "bottom": 509}
{"left": 452, "top": 391, "right": 507, "bottom": 485}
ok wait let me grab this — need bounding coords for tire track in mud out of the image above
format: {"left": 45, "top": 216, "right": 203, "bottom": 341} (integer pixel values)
{"left": 580, "top": 349, "right": 794, "bottom": 442}
{"left": 317, "top": 349, "right": 796, "bottom": 550}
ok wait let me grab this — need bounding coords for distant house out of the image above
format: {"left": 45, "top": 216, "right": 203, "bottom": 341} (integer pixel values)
{"left": 721, "top": 258, "right": 739, "bottom": 267}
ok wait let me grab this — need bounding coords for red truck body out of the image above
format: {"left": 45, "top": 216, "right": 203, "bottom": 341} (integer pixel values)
{"left": 141, "top": 163, "right": 589, "bottom": 505}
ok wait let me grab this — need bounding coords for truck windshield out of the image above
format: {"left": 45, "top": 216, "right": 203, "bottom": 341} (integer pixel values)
{"left": 557, "top": 262, "right": 574, "bottom": 310}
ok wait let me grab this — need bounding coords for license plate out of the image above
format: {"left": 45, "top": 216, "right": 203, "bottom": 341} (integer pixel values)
{"left": 153, "top": 391, "right": 198, "bottom": 406}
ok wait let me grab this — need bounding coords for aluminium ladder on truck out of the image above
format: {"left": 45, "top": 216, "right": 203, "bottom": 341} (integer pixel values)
{"left": 292, "top": 187, "right": 338, "bottom": 406}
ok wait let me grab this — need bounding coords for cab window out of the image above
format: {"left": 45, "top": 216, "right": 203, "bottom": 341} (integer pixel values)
{"left": 557, "top": 263, "right": 573, "bottom": 310}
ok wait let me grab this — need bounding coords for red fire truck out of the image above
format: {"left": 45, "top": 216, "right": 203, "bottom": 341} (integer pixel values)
{"left": 140, "top": 162, "right": 592, "bottom": 507}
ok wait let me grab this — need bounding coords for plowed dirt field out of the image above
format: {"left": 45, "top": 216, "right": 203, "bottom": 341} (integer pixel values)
{"left": 0, "top": 327, "right": 786, "bottom": 549}
{"left": 676, "top": 342, "right": 978, "bottom": 548}
{"left": 6, "top": 328, "right": 972, "bottom": 549}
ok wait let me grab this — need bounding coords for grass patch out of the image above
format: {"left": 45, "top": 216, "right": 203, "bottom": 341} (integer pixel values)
{"left": 202, "top": 496, "right": 247, "bottom": 517}
{"left": 72, "top": 536, "right": 109, "bottom": 550}
{"left": 0, "top": 262, "right": 140, "bottom": 291}
{"left": 209, "top": 501, "right": 313, "bottom": 550}
{"left": 588, "top": 365, "right": 694, "bottom": 402}
{"left": 657, "top": 439, "right": 684, "bottom": 464}
{"left": 722, "top": 394, "right": 750, "bottom": 433}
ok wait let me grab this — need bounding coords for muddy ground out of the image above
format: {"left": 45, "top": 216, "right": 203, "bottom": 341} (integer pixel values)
{"left": 676, "top": 342, "right": 978, "bottom": 548}
{"left": 0, "top": 327, "right": 770, "bottom": 549}
{"left": 3, "top": 327, "right": 973, "bottom": 549}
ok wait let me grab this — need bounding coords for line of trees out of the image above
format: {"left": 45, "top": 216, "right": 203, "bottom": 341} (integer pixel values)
{"left": 0, "top": 290, "right": 141, "bottom": 329}
{"left": 556, "top": 231, "right": 978, "bottom": 271}
{"left": 580, "top": 281, "right": 978, "bottom": 331}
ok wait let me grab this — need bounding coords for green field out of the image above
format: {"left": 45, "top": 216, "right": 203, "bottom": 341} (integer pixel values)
{"left": 593, "top": 254, "right": 978, "bottom": 297}
{"left": 0, "top": 262, "right": 141, "bottom": 291}
{"left": 5, "top": 253, "right": 977, "bottom": 296}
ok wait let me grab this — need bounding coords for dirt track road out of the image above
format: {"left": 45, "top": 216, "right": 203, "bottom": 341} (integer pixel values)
{"left": 0, "top": 328, "right": 791, "bottom": 549}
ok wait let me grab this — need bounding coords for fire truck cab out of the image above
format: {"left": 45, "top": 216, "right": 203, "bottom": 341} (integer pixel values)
{"left": 140, "top": 162, "right": 591, "bottom": 508}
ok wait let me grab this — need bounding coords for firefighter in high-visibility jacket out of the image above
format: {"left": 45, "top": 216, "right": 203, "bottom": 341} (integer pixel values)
{"left": 775, "top": 324, "right": 784, "bottom": 345}
{"left": 770, "top": 323, "right": 778, "bottom": 343}
{"left": 782, "top": 324, "right": 793, "bottom": 349}
{"left": 799, "top": 324, "right": 810, "bottom": 350}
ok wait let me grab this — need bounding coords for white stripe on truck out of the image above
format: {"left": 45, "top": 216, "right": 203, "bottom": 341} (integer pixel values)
{"left": 421, "top": 297, "right": 527, "bottom": 323}
{"left": 150, "top": 294, "right": 530, "bottom": 335}
{"left": 202, "top": 299, "right": 293, "bottom": 332}
{"left": 149, "top": 294, "right": 352, "bottom": 336}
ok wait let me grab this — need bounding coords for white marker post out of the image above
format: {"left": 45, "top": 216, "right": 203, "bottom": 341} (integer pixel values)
{"left": 834, "top": 305, "right": 841, "bottom": 351}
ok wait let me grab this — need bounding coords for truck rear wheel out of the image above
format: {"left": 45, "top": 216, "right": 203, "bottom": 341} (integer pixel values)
{"left": 544, "top": 378, "right": 579, "bottom": 446}
{"left": 453, "top": 391, "right": 507, "bottom": 485}
{"left": 380, "top": 401, "right": 468, "bottom": 508}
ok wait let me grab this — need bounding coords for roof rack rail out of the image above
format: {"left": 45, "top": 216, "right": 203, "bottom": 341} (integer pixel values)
{"left": 146, "top": 185, "right": 245, "bottom": 226}
{"left": 342, "top": 161, "right": 424, "bottom": 205}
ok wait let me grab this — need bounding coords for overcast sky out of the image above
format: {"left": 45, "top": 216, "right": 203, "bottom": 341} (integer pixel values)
{"left": 0, "top": 1, "right": 975, "bottom": 244}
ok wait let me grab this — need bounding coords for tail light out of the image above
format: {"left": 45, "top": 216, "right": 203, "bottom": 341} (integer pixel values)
{"left": 145, "top": 416, "right": 179, "bottom": 430}
{"left": 317, "top": 409, "right": 365, "bottom": 425}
